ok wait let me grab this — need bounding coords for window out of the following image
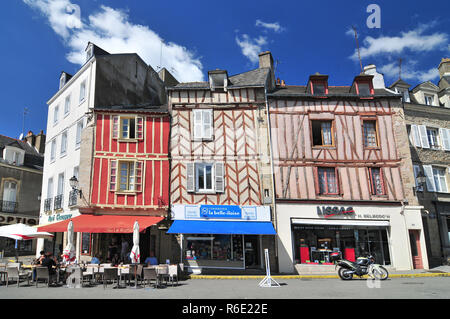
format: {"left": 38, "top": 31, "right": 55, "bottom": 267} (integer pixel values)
{"left": 425, "top": 94, "right": 434, "bottom": 106}
{"left": 186, "top": 162, "right": 224, "bottom": 193}
{"left": 60, "top": 131, "right": 67, "bottom": 156}
{"left": 196, "top": 163, "right": 214, "bottom": 192}
{"left": 2, "top": 181, "right": 17, "bottom": 212}
{"left": 47, "top": 178, "right": 54, "bottom": 199}
{"left": 64, "top": 95, "right": 71, "bottom": 116}
{"left": 112, "top": 116, "right": 143, "bottom": 140}
{"left": 312, "top": 82, "right": 326, "bottom": 95}
{"left": 426, "top": 128, "right": 440, "bottom": 149}
{"left": 357, "top": 82, "right": 372, "bottom": 96}
{"left": 401, "top": 90, "right": 410, "bottom": 103}
{"left": 369, "top": 167, "right": 385, "bottom": 195}
{"left": 311, "top": 121, "right": 333, "bottom": 146}
{"left": 55, "top": 172, "right": 64, "bottom": 210}
{"left": 79, "top": 81, "right": 86, "bottom": 103}
{"left": 363, "top": 120, "right": 378, "bottom": 147}
{"left": 57, "top": 173, "right": 64, "bottom": 196}
{"left": 317, "top": 167, "right": 339, "bottom": 195}
{"left": 193, "top": 109, "right": 213, "bottom": 140}
{"left": 433, "top": 167, "right": 448, "bottom": 193}
{"left": 75, "top": 120, "right": 83, "bottom": 148}
{"left": 50, "top": 139, "right": 56, "bottom": 162}
{"left": 113, "top": 161, "right": 143, "bottom": 192}
{"left": 53, "top": 105, "right": 59, "bottom": 125}
{"left": 81, "top": 233, "right": 91, "bottom": 255}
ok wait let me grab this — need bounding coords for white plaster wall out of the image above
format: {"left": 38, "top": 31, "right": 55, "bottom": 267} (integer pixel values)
{"left": 275, "top": 203, "right": 427, "bottom": 273}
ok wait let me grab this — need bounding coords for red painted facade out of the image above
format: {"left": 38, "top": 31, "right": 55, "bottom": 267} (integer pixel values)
{"left": 89, "top": 111, "right": 170, "bottom": 215}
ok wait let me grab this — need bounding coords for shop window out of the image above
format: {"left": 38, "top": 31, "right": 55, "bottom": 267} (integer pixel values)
{"left": 311, "top": 121, "right": 333, "bottom": 146}
{"left": 363, "top": 120, "right": 378, "bottom": 148}
{"left": 368, "top": 167, "right": 385, "bottom": 195}
{"left": 317, "top": 167, "right": 339, "bottom": 195}
{"left": 81, "top": 233, "right": 91, "bottom": 255}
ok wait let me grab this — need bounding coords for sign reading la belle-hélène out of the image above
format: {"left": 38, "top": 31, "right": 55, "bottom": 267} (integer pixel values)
{"left": 172, "top": 204, "right": 269, "bottom": 221}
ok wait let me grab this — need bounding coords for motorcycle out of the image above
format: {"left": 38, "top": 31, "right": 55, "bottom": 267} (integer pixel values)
{"left": 330, "top": 252, "right": 389, "bottom": 281}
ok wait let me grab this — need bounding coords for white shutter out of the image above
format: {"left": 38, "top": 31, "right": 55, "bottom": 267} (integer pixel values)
{"left": 203, "top": 110, "right": 213, "bottom": 140}
{"left": 215, "top": 162, "right": 224, "bottom": 193}
{"left": 410, "top": 125, "right": 421, "bottom": 147}
{"left": 418, "top": 125, "right": 429, "bottom": 148}
{"left": 193, "top": 110, "right": 203, "bottom": 139}
{"left": 186, "top": 163, "right": 195, "bottom": 192}
{"left": 423, "top": 165, "right": 435, "bottom": 192}
{"left": 440, "top": 128, "right": 450, "bottom": 151}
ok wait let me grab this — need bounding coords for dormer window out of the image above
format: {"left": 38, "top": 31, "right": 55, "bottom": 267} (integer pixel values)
{"left": 308, "top": 74, "right": 328, "bottom": 97}
{"left": 357, "top": 82, "right": 372, "bottom": 96}
{"left": 312, "top": 82, "right": 327, "bottom": 95}
{"left": 425, "top": 94, "right": 434, "bottom": 106}
{"left": 208, "top": 70, "right": 228, "bottom": 92}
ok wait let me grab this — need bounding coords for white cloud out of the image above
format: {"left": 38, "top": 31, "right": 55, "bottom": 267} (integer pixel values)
{"left": 349, "top": 24, "right": 448, "bottom": 61}
{"left": 255, "top": 19, "right": 285, "bottom": 33}
{"left": 24, "top": 0, "right": 204, "bottom": 82}
{"left": 235, "top": 34, "right": 268, "bottom": 64}
{"left": 379, "top": 61, "right": 440, "bottom": 83}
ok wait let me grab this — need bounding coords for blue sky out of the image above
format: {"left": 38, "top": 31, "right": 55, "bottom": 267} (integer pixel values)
{"left": 1, "top": 0, "right": 449, "bottom": 140}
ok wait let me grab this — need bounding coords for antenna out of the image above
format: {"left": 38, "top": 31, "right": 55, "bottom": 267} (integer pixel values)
{"left": 22, "top": 107, "right": 29, "bottom": 139}
{"left": 352, "top": 26, "right": 363, "bottom": 73}
{"left": 399, "top": 58, "right": 403, "bottom": 80}
{"left": 157, "top": 39, "right": 164, "bottom": 71}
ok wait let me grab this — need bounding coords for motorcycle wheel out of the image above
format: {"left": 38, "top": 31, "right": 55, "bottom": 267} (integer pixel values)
{"left": 372, "top": 266, "right": 389, "bottom": 280}
{"left": 338, "top": 267, "right": 353, "bottom": 280}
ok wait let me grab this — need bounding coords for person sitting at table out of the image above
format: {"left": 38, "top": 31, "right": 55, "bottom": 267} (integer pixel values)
{"left": 32, "top": 250, "right": 46, "bottom": 281}
{"left": 111, "top": 253, "right": 121, "bottom": 266}
{"left": 41, "top": 252, "right": 58, "bottom": 285}
{"left": 90, "top": 254, "right": 100, "bottom": 264}
{"left": 144, "top": 251, "right": 158, "bottom": 266}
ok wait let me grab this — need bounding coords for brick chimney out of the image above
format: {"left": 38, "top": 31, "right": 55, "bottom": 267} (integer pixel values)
{"left": 35, "top": 130, "right": 46, "bottom": 154}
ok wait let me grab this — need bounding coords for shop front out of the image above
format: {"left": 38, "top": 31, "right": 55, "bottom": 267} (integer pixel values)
{"left": 276, "top": 203, "right": 428, "bottom": 273}
{"left": 168, "top": 205, "right": 276, "bottom": 273}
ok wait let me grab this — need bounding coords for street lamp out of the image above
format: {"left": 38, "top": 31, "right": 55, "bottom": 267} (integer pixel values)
{"left": 413, "top": 171, "right": 427, "bottom": 195}
{"left": 69, "top": 176, "right": 82, "bottom": 198}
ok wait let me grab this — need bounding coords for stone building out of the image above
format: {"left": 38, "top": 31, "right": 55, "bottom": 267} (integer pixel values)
{"left": 390, "top": 58, "right": 450, "bottom": 266}
{"left": 0, "top": 131, "right": 45, "bottom": 257}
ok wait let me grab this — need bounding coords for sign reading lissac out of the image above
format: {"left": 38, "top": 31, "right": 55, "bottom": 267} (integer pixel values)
{"left": 317, "top": 206, "right": 355, "bottom": 218}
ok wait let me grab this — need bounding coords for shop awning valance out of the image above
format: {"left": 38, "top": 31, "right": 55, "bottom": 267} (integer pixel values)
{"left": 166, "top": 220, "right": 276, "bottom": 235}
{"left": 291, "top": 218, "right": 390, "bottom": 227}
{"left": 37, "top": 215, "right": 164, "bottom": 233}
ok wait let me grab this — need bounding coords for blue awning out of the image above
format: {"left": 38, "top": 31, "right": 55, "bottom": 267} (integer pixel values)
{"left": 166, "top": 220, "right": 276, "bottom": 235}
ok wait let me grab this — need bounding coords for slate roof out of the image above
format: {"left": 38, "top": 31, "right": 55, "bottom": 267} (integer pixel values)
{"left": 267, "top": 86, "right": 399, "bottom": 98}
{"left": 94, "top": 103, "right": 169, "bottom": 114}
{"left": 389, "top": 78, "right": 411, "bottom": 89}
{"left": 0, "top": 135, "right": 44, "bottom": 169}
{"left": 169, "top": 68, "right": 270, "bottom": 90}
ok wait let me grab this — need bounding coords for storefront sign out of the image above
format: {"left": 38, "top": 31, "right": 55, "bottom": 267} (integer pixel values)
{"left": 0, "top": 213, "right": 38, "bottom": 226}
{"left": 48, "top": 213, "right": 73, "bottom": 223}
{"left": 356, "top": 214, "right": 388, "bottom": 219}
{"left": 317, "top": 206, "right": 355, "bottom": 218}
{"left": 200, "top": 205, "right": 242, "bottom": 219}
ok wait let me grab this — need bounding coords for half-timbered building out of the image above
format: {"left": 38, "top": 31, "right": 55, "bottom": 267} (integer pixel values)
{"left": 269, "top": 67, "right": 428, "bottom": 273}
{"left": 166, "top": 52, "right": 277, "bottom": 273}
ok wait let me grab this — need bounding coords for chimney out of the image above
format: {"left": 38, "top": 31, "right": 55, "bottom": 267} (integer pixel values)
{"left": 281, "top": 80, "right": 286, "bottom": 87}
{"left": 25, "top": 131, "right": 35, "bottom": 146}
{"left": 259, "top": 51, "right": 275, "bottom": 90}
{"left": 34, "top": 130, "right": 46, "bottom": 154}
{"left": 363, "top": 64, "right": 385, "bottom": 89}
{"left": 438, "top": 58, "right": 450, "bottom": 78}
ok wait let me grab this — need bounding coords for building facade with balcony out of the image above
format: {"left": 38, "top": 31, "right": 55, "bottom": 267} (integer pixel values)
{"left": 391, "top": 58, "right": 450, "bottom": 266}
{"left": 37, "top": 42, "right": 167, "bottom": 258}
{"left": 269, "top": 66, "right": 427, "bottom": 273}
{"left": 0, "top": 131, "right": 45, "bottom": 257}
{"left": 166, "top": 52, "right": 277, "bottom": 273}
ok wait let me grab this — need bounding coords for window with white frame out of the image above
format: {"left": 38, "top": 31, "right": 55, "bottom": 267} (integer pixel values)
{"left": 75, "top": 120, "right": 83, "bottom": 148}
{"left": 79, "top": 81, "right": 86, "bottom": 103}
{"left": 60, "top": 131, "right": 67, "bottom": 156}
{"left": 57, "top": 172, "right": 64, "bottom": 196}
{"left": 193, "top": 109, "right": 213, "bottom": 140}
{"left": 426, "top": 128, "right": 440, "bottom": 149}
{"left": 50, "top": 138, "right": 56, "bottom": 162}
{"left": 425, "top": 94, "right": 434, "bottom": 106}
{"left": 109, "top": 160, "right": 143, "bottom": 192}
{"left": 186, "top": 162, "right": 224, "bottom": 193}
{"left": 433, "top": 167, "right": 448, "bottom": 193}
{"left": 53, "top": 105, "right": 59, "bottom": 125}
{"left": 47, "top": 177, "right": 53, "bottom": 199}
{"left": 112, "top": 116, "right": 144, "bottom": 140}
{"left": 64, "top": 95, "right": 71, "bottom": 116}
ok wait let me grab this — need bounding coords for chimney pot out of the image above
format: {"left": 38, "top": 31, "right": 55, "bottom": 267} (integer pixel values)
{"left": 281, "top": 80, "right": 285, "bottom": 87}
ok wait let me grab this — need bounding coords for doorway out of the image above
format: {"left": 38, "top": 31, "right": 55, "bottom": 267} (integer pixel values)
{"left": 244, "top": 235, "right": 260, "bottom": 268}
{"left": 409, "top": 230, "right": 423, "bottom": 269}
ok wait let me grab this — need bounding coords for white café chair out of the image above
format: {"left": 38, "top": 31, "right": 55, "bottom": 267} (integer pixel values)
{"left": 168, "top": 265, "right": 178, "bottom": 286}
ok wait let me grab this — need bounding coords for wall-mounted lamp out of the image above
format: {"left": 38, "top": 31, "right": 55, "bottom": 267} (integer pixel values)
{"left": 413, "top": 171, "right": 426, "bottom": 196}
{"left": 69, "top": 176, "right": 83, "bottom": 198}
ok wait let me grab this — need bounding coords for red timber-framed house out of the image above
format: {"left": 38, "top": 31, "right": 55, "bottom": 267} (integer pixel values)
{"left": 166, "top": 52, "right": 277, "bottom": 274}
{"left": 37, "top": 43, "right": 177, "bottom": 264}
{"left": 269, "top": 65, "right": 428, "bottom": 274}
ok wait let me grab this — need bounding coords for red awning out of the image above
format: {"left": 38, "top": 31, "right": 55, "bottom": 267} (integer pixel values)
{"left": 37, "top": 215, "right": 164, "bottom": 233}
